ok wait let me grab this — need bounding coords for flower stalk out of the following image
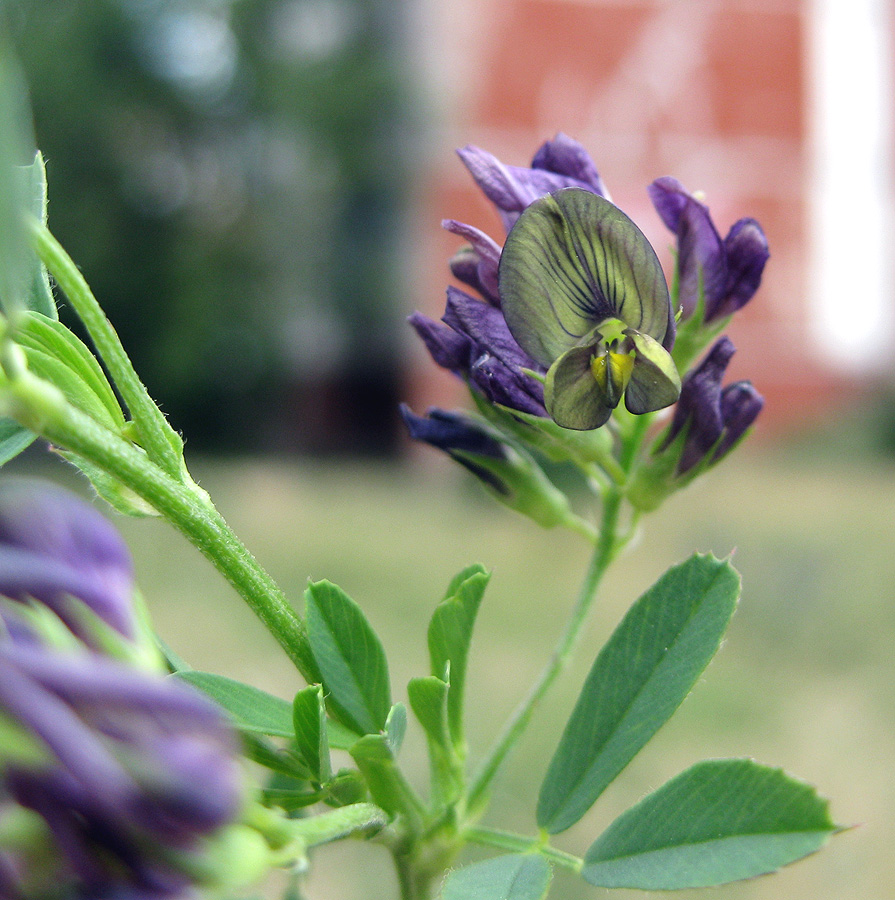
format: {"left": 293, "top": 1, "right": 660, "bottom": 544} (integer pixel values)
{"left": 466, "top": 423, "right": 642, "bottom": 812}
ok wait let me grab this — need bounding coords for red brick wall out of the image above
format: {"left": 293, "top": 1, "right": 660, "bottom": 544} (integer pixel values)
{"left": 409, "top": 0, "right": 851, "bottom": 432}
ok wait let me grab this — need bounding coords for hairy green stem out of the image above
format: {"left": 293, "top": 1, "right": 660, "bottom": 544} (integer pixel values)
{"left": 289, "top": 803, "right": 388, "bottom": 850}
{"left": 27, "top": 217, "right": 184, "bottom": 479}
{"left": 1, "top": 367, "right": 318, "bottom": 681}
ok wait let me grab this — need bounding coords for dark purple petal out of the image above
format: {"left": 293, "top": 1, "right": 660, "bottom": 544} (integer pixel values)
{"left": 530, "top": 133, "right": 609, "bottom": 197}
{"left": 458, "top": 143, "right": 608, "bottom": 231}
{"left": 408, "top": 311, "right": 471, "bottom": 374}
{"left": 648, "top": 177, "right": 726, "bottom": 319}
{"left": 442, "top": 219, "right": 502, "bottom": 305}
{"left": 4, "top": 645, "right": 230, "bottom": 731}
{"left": 0, "top": 649, "right": 133, "bottom": 805}
{"left": 442, "top": 287, "right": 542, "bottom": 374}
{"left": 715, "top": 381, "right": 764, "bottom": 459}
{"left": 0, "top": 481, "right": 135, "bottom": 639}
{"left": 717, "top": 218, "right": 769, "bottom": 319}
{"left": 647, "top": 176, "right": 690, "bottom": 231}
{"left": 401, "top": 405, "right": 510, "bottom": 495}
{"left": 665, "top": 337, "right": 735, "bottom": 473}
{"left": 649, "top": 179, "right": 769, "bottom": 322}
{"left": 401, "top": 405, "right": 505, "bottom": 460}
{"left": 468, "top": 355, "right": 547, "bottom": 416}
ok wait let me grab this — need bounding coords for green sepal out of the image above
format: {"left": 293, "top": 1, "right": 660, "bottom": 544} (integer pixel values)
{"left": 582, "top": 759, "right": 839, "bottom": 890}
{"left": 450, "top": 435, "right": 576, "bottom": 528}
{"left": 670, "top": 272, "right": 729, "bottom": 373}
{"left": 428, "top": 565, "right": 489, "bottom": 751}
{"left": 441, "top": 854, "right": 552, "bottom": 900}
{"left": 306, "top": 579, "right": 391, "bottom": 736}
{"left": 472, "top": 390, "right": 615, "bottom": 471}
{"left": 292, "top": 684, "right": 332, "bottom": 784}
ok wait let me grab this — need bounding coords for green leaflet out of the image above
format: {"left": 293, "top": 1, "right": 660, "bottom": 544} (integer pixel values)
{"left": 428, "top": 564, "right": 490, "bottom": 749}
{"left": 174, "top": 670, "right": 355, "bottom": 749}
{"left": 537, "top": 554, "right": 739, "bottom": 833}
{"left": 441, "top": 854, "right": 552, "bottom": 900}
{"left": 16, "top": 311, "right": 124, "bottom": 430}
{"left": 582, "top": 759, "right": 838, "bottom": 889}
{"left": 306, "top": 579, "right": 391, "bottom": 736}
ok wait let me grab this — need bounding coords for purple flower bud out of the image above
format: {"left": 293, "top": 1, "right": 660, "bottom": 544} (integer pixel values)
{"left": 0, "top": 641, "right": 243, "bottom": 898}
{"left": 401, "top": 405, "right": 510, "bottom": 494}
{"left": 408, "top": 311, "right": 471, "bottom": 374}
{"left": 664, "top": 337, "right": 764, "bottom": 473}
{"left": 442, "top": 219, "right": 502, "bottom": 306}
{"left": 648, "top": 177, "right": 769, "bottom": 322}
{"left": 457, "top": 134, "right": 609, "bottom": 231}
{"left": 0, "top": 480, "right": 136, "bottom": 640}
{"left": 401, "top": 406, "right": 574, "bottom": 528}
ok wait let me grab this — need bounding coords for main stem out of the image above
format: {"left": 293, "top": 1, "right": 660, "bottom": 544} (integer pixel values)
{"left": 466, "top": 414, "right": 650, "bottom": 812}
{"left": 466, "top": 490, "right": 622, "bottom": 811}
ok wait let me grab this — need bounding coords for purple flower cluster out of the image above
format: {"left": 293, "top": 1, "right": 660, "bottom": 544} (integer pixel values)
{"left": 0, "top": 481, "right": 244, "bottom": 900}
{"left": 407, "top": 134, "right": 768, "bottom": 482}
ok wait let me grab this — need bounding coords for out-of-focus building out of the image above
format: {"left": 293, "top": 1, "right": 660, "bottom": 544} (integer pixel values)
{"left": 406, "top": 0, "right": 895, "bottom": 433}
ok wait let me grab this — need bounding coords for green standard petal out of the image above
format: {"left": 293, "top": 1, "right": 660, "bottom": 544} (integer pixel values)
{"left": 499, "top": 188, "right": 672, "bottom": 367}
{"left": 545, "top": 343, "right": 614, "bottom": 431}
{"left": 624, "top": 331, "right": 681, "bottom": 415}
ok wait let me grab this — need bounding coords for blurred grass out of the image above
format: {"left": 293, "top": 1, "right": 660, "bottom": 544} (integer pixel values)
{"left": 11, "top": 439, "right": 894, "bottom": 900}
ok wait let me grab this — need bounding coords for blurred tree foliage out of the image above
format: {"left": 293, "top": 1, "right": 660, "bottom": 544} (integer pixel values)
{"left": 7, "top": 0, "right": 416, "bottom": 452}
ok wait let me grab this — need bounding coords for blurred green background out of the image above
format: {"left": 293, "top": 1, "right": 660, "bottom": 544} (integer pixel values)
{"left": 8, "top": 0, "right": 416, "bottom": 452}
{"left": 5, "top": 1, "right": 895, "bottom": 898}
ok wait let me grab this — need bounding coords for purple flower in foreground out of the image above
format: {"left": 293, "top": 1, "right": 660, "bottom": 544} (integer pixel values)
{"left": 0, "top": 481, "right": 246, "bottom": 898}
{"left": 0, "top": 480, "right": 135, "bottom": 641}
{"left": 648, "top": 176, "right": 769, "bottom": 322}
{"left": 0, "top": 641, "right": 243, "bottom": 898}
{"left": 411, "top": 134, "right": 611, "bottom": 421}
{"left": 662, "top": 337, "right": 764, "bottom": 474}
